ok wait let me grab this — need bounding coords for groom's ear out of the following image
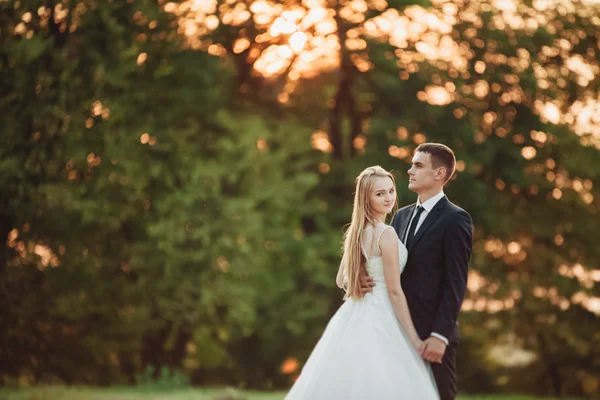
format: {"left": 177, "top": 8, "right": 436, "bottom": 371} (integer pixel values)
{"left": 435, "top": 166, "right": 447, "bottom": 181}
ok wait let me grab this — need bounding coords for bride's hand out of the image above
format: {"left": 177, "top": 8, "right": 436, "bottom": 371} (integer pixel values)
{"left": 412, "top": 338, "right": 425, "bottom": 354}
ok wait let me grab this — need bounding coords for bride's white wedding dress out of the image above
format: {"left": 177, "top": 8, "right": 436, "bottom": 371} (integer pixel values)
{"left": 285, "top": 224, "right": 439, "bottom": 400}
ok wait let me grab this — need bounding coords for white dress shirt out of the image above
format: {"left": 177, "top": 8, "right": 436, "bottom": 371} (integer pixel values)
{"left": 403, "top": 190, "right": 446, "bottom": 243}
{"left": 404, "top": 190, "right": 450, "bottom": 346}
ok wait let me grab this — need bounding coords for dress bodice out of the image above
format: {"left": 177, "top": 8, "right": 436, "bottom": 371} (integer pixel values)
{"left": 366, "top": 239, "right": 408, "bottom": 287}
{"left": 361, "top": 224, "right": 408, "bottom": 289}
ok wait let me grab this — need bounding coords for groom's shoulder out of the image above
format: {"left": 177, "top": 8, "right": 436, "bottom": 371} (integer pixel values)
{"left": 445, "top": 199, "right": 472, "bottom": 222}
{"left": 397, "top": 203, "right": 415, "bottom": 213}
{"left": 392, "top": 203, "right": 414, "bottom": 219}
{"left": 391, "top": 203, "right": 414, "bottom": 226}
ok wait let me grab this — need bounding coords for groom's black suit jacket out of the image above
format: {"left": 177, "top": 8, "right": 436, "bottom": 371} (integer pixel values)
{"left": 391, "top": 196, "right": 473, "bottom": 343}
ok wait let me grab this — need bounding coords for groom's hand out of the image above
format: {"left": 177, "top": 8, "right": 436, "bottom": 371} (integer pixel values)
{"left": 422, "top": 336, "right": 446, "bottom": 363}
{"left": 360, "top": 275, "right": 375, "bottom": 295}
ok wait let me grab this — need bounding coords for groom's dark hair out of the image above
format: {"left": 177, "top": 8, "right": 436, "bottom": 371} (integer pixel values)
{"left": 416, "top": 143, "right": 456, "bottom": 183}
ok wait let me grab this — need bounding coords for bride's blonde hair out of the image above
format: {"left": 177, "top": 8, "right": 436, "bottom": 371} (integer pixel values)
{"left": 343, "top": 166, "right": 396, "bottom": 300}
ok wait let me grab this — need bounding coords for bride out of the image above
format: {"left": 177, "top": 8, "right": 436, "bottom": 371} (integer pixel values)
{"left": 285, "top": 166, "right": 439, "bottom": 399}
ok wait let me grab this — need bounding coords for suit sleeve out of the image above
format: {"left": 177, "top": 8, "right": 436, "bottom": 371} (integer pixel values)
{"left": 432, "top": 209, "right": 473, "bottom": 340}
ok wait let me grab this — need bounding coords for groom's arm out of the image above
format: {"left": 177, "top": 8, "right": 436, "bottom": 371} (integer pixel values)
{"left": 338, "top": 255, "right": 374, "bottom": 294}
{"left": 432, "top": 209, "right": 473, "bottom": 340}
{"left": 430, "top": 332, "right": 449, "bottom": 345}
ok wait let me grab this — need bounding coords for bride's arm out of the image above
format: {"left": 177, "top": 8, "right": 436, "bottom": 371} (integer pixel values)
{"left": 379, "top": 228, "right": 423, "bottom": 351}
{"left": 335, "top": 255, "right": 346, "bottom": 289}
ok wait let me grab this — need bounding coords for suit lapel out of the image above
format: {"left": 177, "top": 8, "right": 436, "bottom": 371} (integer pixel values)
{"left": 409, "top": 197, "right": 449, "bottom": 251}
{"left": 399, "top": 205, "right": 416, "bottom": 244}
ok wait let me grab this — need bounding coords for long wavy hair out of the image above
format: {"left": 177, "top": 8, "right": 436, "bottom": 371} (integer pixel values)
{"left": 343, "top": 166, "right": 396, "bottom": 300}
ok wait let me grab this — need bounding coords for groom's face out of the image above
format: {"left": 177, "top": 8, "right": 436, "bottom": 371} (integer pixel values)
{"left": 407, "top": 152, "right": 439, "bottom": 193}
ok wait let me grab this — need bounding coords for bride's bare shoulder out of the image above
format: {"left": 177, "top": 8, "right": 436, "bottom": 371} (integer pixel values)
{"left": 378, "top": 227, "right": 399, "bottom": 249}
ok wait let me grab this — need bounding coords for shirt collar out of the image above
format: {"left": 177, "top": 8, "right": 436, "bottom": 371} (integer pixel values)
{"left": 416, "top": 190, "right": 445, "bottom": 213}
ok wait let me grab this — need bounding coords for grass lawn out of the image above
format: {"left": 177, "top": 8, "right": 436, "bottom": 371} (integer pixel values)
{"left": 0, "top": 387, "right": 577, "bottom": 400}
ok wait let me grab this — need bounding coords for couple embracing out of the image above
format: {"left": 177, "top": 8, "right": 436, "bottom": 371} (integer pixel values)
{"left": 286, "top": 143, "right": 474, "bottom": 400}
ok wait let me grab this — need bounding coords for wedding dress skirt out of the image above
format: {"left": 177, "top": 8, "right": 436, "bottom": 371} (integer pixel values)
{"left": 285, "top": 228, "right": 439, "bottom": 400}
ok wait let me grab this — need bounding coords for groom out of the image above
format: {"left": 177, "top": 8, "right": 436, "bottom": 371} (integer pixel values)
{"left": 391, "top": 143, "right": 472, "bottom": 400}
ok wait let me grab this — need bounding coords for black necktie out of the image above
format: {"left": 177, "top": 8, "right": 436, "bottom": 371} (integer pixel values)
{"left": 406, "top": 206, "right": 425, "bottom": 250}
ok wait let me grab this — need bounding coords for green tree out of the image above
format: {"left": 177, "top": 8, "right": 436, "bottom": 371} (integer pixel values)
{"left": 0, "top": 0, "right": 222, "bottom": 383}
{"left": 1, "top": 0, "right": 599, "bottom": 396}
{"left": 171, "top": 0, "right": 600, "bottom": 395}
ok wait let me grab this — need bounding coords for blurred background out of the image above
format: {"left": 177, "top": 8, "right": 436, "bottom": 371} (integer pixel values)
{"left": 1, "top": 0, "right": 599, "bottom": 398}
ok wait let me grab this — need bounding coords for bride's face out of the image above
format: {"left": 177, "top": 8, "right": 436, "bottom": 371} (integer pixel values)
{"left": 369, "top": 177, "right": 396, "bottom": 216}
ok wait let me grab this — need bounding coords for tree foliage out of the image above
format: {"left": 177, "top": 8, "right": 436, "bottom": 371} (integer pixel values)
{"left": 1, "top": 0, "right": 599, "bottom": 396}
